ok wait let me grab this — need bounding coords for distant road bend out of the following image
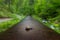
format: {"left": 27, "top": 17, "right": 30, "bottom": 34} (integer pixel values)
{"left": 0, "top": 16, "right": 60, "bottom": 40}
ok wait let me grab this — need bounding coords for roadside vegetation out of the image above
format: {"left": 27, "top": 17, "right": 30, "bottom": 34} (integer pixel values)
{"left": 0, "top": 0, "right": 60, "bottom": 34}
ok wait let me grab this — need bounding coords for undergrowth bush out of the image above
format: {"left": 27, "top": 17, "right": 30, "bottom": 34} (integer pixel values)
{"left": 0, "top": 16, "right": 25, "bottom": 32}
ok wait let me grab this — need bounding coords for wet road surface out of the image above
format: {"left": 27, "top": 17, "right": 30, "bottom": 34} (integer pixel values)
{"left": 0, "top": 16, "right": 60, "bottom": 40}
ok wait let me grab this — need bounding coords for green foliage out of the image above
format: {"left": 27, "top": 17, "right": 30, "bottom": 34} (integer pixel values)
{"left": 32, "top": 15, "right": 60, "bottom": 34}
{"left": 0, "top": 19, "right": 19, "bottom": 32}
{"left": 0, "top": 0, "right": 60, "bottom": 33}
{"left": 0, "top": 16, "right": 25, "bottom": 32}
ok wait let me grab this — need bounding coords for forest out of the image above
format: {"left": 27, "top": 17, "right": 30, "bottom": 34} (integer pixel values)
{"left": 0, "top": 0, "right": 60, "bottom": 34}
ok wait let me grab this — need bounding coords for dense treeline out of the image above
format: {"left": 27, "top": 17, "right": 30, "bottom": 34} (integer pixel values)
{"left": 0, "top": 0, "right": 60, "bottom": 33}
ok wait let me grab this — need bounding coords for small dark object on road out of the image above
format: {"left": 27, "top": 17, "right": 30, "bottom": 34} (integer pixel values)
{"left": 0, "top": 16, "right": 60, "bottom": 40}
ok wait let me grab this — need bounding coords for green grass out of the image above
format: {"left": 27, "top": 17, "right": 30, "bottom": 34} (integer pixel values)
{"left": 0, "top": 15, "right": 25, "bottom": 33}
{"left": 32, "top": 15, "right": 60, "bottom": 34}
{"left": 0, "top": 12, "right": 18, "bottom": 18}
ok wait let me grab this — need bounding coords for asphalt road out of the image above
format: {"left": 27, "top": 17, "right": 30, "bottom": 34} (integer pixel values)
{"left": 0, "top": 16, "right": 60, "bottom": 40}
